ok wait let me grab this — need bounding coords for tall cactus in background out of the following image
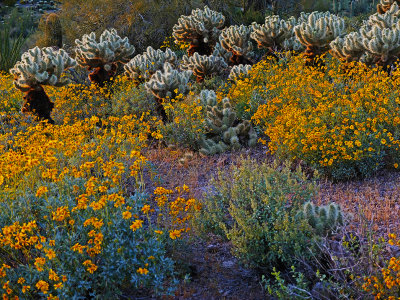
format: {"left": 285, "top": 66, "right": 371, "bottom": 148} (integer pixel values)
{"left": 10, "top": 47, "right": 76, "bottom": 123}
{"left": 294, "top": 12, "right": 345, "bottom": 65}
{"left": 172, "top": 6, "right": 225, "bottom": 57}
{"left": 40, "top": 13, "right": 63, "bottom": 49}
{"left": 219, "top": 25, "right": 254, "bottom": 65}
{"left": 145, "top": 62, "right": 192, "bottom": 121}
{"left": 75, "top": 28, "right": 135, "bottom": 87}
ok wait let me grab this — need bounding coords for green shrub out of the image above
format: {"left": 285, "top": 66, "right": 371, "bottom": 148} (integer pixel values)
{"left": 197, "top": 158, "right": 318, "bottom": 272}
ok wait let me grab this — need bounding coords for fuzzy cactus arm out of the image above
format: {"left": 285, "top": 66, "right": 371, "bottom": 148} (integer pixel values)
{"left": 180, "top": 53, "right": 227, "bottom": 81}
{"left": 294, "top": 12, "right": 345, "bottom": 48}
{"left": 228, "top": 64, "right": 252, "bottom": 83}
{"left": 173, "top": 6, "right": 225, "bottom": 45}
{"left": 74, "top": 28, "right": 135, "bottom": 69}
{"left": 10, "top": 46, "right": 76, "bottom": 91}
{"left": 251, "top": 16, "right": 294, "bottom": 50}
{"left": 219, "top": 25, "right": 254, "bottom": 60}
{"left": 145, "top": 62, "right": 192, "bottom": 100}
{"left": 124, "top": 47, "right": 177, "bottom": 83}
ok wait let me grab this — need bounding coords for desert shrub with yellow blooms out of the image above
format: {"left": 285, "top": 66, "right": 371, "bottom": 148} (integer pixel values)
{"left": 0, "top": 71, "right": 203, "bottom": 298}
{"left": 230, "top": 55, "right": 400, "bottom": 180}
{"left": 363, "top": 234, "right": 400, "bottom": 299}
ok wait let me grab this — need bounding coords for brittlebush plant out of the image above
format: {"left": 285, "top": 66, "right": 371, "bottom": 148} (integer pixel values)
{"left": 234, "top": 55, "right": 400, "bottom": 180}
{"left": 0, "top": 73, "right": 202, "bottom": 298}
{"left": 363, "top": 234, "right": 400, "bottom": 299}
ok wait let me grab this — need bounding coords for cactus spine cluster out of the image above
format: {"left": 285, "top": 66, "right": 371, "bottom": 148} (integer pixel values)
{"left": 199, "top": 90, "right": 257, "bottom": 155}
{"left": 251, "top": 15, "right": 302, "bottom": 56}
{"left": 228, "top": 64, "right": 252, "bottom": 83}
{"left": 124, "top": 46, "right": 177, "bottom": 85}
{"left": 220, "top": 25, "right": 254, "bottom": 65}
{"left": 75, "top": 28, "right": 135, "bottom": 87}
{"left": 181, "top": 52, "right": 227, "bottom": 82}
{"left": 172, "top": 6, "right": 225, "bottom": 56}
{"left": 10, "top": 46, "right": 76, "bottom": 123}
{"left": 145, "top": 62, "right": 192, "bottom": 121}
{"left": 377, "top": 0, "right": 400, "bottom": 14}
{"left": 294, "top": 12, "right": 345, "bottom": 65}
{"left": 298, "top": 202, "right": 344, "bottom": 236}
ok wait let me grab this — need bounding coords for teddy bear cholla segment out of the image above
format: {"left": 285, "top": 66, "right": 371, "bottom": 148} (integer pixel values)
{"left": 10, "top": 46, "right": 76, "bottom": 123}
{"left": 75, "top": 28, "right": 135, "bottom": 87}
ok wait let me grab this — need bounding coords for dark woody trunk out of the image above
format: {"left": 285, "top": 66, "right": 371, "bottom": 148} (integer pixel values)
{"left": 88, "top": 63, "right": 117, "bottom": 87}
{"left": 21, "top": 86, "right": 54, "bottom": 124}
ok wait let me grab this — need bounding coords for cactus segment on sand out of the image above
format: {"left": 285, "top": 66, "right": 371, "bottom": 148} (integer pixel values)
{"left": 181, "top": 52, "right": 227, "bottom": 82}
{"left": 75, "top": 28, "right": 135, "bottom": 87}
{"left": 219, "top": 25, "right": 254, "bottom": 65}
{"left": 145, "top": 62, "right": 192, "bottom": 121}
{"left": 294, "top": 12, "right": 345, "bottom": 65}
{"left": 10, "top": 46, "right": 76, "bottom": 123}
{"left": 199, "top": 90, "right": 257, "bottom": 155}
{"left": 298, "top": 202, "right": 344, "bottom": 237}
{"left": 124, "top": 46, "right": 177, "bottom": 85}
{"left": 173, "top": 6, "right": 225, "bottom": 56}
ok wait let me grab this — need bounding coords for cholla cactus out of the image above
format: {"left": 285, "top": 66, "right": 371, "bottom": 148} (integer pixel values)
{"left": 330, "top": 32, "right": 366, "bottom": 62}
{"left": 251, "top": 15, "right": 298, "bottom": 54}
{"left": 298, "top": 202, "right": 344, "bottom": 237}
{"left": 199, "top": 90, "right": 257, "bottom": 155}
{"left": 212, "top": 42, "right": 233, "bottom": 63}
{"left": 181, "top": 52, "right": 227, "bottom": 82}
{"left": 220, "top": 25, "right": 254, "bottom": 65}
{"left": 173, "top": 6, "right": 225, "bottom": 56}
{"left": 75, "top": 28, "right": 135, "bottom": 87}
{"left": 377, "top": 0, "right": 400, "bottom": 14}
{"left": 294, "top": 12, "right": 345, "bottom": 65}
{"left": 228, "top": 64, "right": 252, "bottom": 83}
{"left": 10, "top": 46, "right": 76, "bottom": 123}
{"left": 124, "top": 46, "right": 177, "bottom": 85}
{"left": 145, "top": 63, "right": 192, "bottom": 121}
{"left": 331, "top": 3, "right": 400, "bottom": 68}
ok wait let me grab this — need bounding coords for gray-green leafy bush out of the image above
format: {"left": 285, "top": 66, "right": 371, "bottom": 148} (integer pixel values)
{"left": 197, "top": 158, "right": 318, "bottom": 271}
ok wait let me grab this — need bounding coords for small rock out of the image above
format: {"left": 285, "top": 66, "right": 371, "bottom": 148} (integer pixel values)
{"left": 222, "top": 260, "right": 235, "bottom": 269}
